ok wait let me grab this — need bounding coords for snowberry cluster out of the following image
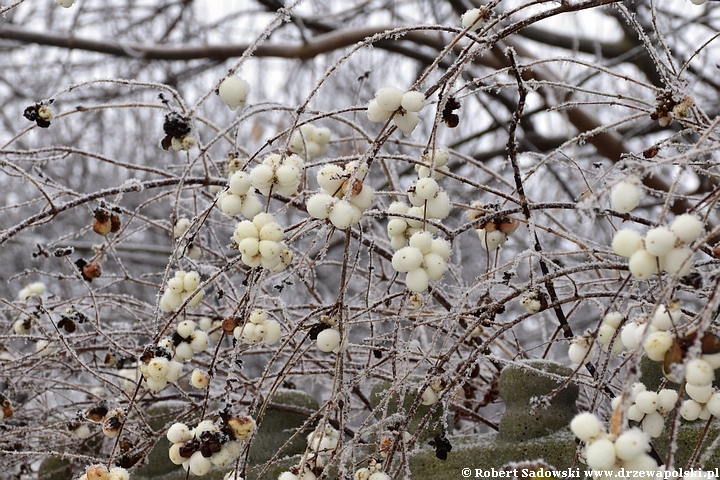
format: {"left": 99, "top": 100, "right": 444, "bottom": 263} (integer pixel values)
{"left": 307, "top": 424, "right": 340, "bottom": 453}
{"left": 232, "top": 213, "right": 293, "bottom": 271}
{"left": 277, "top": 424, "right": 341, "bottom": 480}
{"left": 354, "top": 461, "right": 391, "bottom": 480}
{"left": 217, "top": 170, "right": 263, "bottom": 218}
{"left": 461, "top": 7, "right": 488, "bottom": 31}
{"left": 249, "top": 153, "right": 304, "bottom": 197}
{"left": 596, "top": 312, "right": 625, "bottom": 355}
{"left": 278, "top": 467, "right": 318, "bottom": 480}
{"left": 610, "top": 177, "right": 643, "bottom": 214}
{"left": 13, "top": 316, "right": 32, "bottom": 335}
{"left": 171, "top": 135, "right": 196, "bottom": 152}
{"left": 199, "top": 316, "right": 223, "bottom": 342}
{"left": 570, "top": 412, "right": 658, "bottom": 471}
{"left": 163, "top": 320, "right": 211, "bottom": 362}
{"left": 679, "top": 381, "right": 720, "bottom": 422}
{"left": 391, "top": 231, "right": 451, "bottom": 292}
{"left": 611, "top": 383, "right": 677, "bottom": 438}
{"left": 174, "top": 218, "right": 191, "bottom": 238}
{"left": 77, "top": 464, "right": 129, "bottom": 480}
{"left": 420, "top": 378, "right": 445, "bottom": 405}
{"left": 612, "top": 213, "right": 703, "bottom": 280}
{"left": 138, "top": 345, "right": 183, "bottom": 392}
{"left": 55, "top": 0, "right": 76, "bottom": 8}
{"left": 289, "top": 124, "right": 332, "bottom": 160}
{"left": 568, "top": 335, "right": 595, "bottom": 365}
{"left": 468, "top": 204, "right": 520, "bottom": 252}
{"left": 519, "top": 289, "right": 544, "bottom": 314}
{"left": 366, "top": 87, "right": 424, "bottom": 136}
{"left": 407, "top": 177, "right": 452, "bottom": 219}
{"left": 159, "top": 271, "right": 205, "bottom": 312}
{"left": 167, "top": 416, "right": 255, "bottom": 476}
{"left": 306, "top": 162, "right": 374, "bottom": 230}
{"left": 386, "top": 202, "right": 435, "bottom": 250}
{"left": 233, "top": 308, "right": 282, "bottom": 345}
{"left": 416, "top": 148, "right": 450, "bottom": 179}
{"left": 18, "top": 281, "right": 45, "bottom": 301}
{"left": 218, "top": 75, "right": 250, "bottom": 111}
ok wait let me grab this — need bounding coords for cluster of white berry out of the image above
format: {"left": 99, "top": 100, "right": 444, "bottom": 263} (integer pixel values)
{"left": 611, "top": 383, "right": 677, "bottom": 438}
{"left": 139, "top": 345, "right": 183, "bottom": 392}
{"left": 519, "top": 290, "right": 543, "bottom": 315}
{"left": 416, "top": 148, "right": 450, "bottom": 179}
{"left": 407, "top": 177, "right": 452, "bottom": 219}
{"left": 391, "top": 231, "right": 451, "bottom": 292}
{"left": 171, "top": 135, "right": 196, "bottom": 152}
{"left": 612, "top": 213, "right": 703, "bottom": 280}
{"left": 289, "top": 124, "right": 331, "bottom": 159}
{"left": 420, "top": 378, "right": 445, "bottom": 405}
{"left": 233, "top": 308, "right": 282, "bottom": 345}
{"left": 217, "top": 170, "right": 263, "bottom": 218}
{"left": 159, "top": 271, "right": 205, "bottom": 312}
{"left": 467, "top": 203, "right": 520, "bottom": 252}
{"left": 570, "top": 412, "right": 657, "bottom": 471}
{"left": 77, "top": 465, "right": 129, "bottom": 480}
{"left": 307, "top": 424, "right": 340, "bottom": 453}
{"left": 167, "top": 416, "right": 255, "bottom": 476}
{"left": 232, "top": 213, "right": 293, "bottom": 271}
{"left": 354, "top": 462, "right": 391, "bottom": 480}
{"left": 277, "top": 424, "right": 342, "bottom": 480}
{"left": 386, "top": 201, "right": 435, "bottom": 250}
{"left": 13, "top": 316, "right": 32, "bottom": 335}
{"left": 197, "top": 316, "right": 223, "bottom": 342}
{"left": 367, "top": 87, "right": 424, "bottom": 136}
{"left": 249, "top": 153, "right": 304, "bottom": 197}
{"left": 568, "top": 312, "right": 623, "bottom": 365}
{"left": 619, "top": 304, "right": 681, "bottom": 355}
{"left": 306, "top": 162, "right": 374, "bottom": 230}
{"left": 596, "top": 312, "right": 625, "bottom": 355}
{"left": 218, "top": 75, "right": 250, "bottom": 111}
{"left": 174, "top": 218, "right": 191, "bottom": 238}
{"left": 18, "top": 281, "right": 45, "bottom": 301}
{"left": 163, "top": 319, "right": 211, "bottom": 361}
{"left": 679, "top": 381, "right": 720, "bottom": 422}
{"left": 55, "top": 0, "right": 76, "bottom": 7}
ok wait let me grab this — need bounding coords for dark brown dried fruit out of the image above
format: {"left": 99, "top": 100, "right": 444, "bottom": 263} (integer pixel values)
{"left": 81, "top": 262, "right": 102, "bottom": 281}
{"left": 429, "top": 434, "right": 452, "bottom": 460}
{"left": 222, "top": 317, "right": 239, "bottom": 334}
{"left": 643, "top": 146, "right": 659, "bottom": 159}
{"left": 442, "top": 96, "right": 461, "bottom": 128}
{"left": 178, "top": 439, "right": 200, "bottom": 458}
{"left": 308, "top": 323, "right": 331, "bottom": 340}
{"left": 86, "top": 401, "right": 109, "bottom": 422}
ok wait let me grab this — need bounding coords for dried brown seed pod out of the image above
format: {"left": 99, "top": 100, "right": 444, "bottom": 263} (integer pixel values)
{"left": 86, "top": 401, "right": 109, "bottom": 422}
{"left": 82, "top": 262, "right": 102, "bottom": 281}
{"left": 93, "top": 208, "right": 112, "bottom": 236}
{"left": 222, "top": 317, "right": 239, "bottom": 334}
